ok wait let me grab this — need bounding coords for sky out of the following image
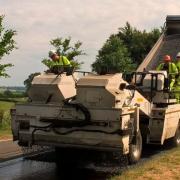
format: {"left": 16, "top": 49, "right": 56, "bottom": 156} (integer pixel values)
{"left": 0, "top": 0, "right": 180, "bottom": 86}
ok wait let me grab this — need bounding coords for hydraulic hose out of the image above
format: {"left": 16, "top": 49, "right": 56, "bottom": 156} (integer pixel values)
{"left": 63, "top": 96, "right": 91, "bottom": 125}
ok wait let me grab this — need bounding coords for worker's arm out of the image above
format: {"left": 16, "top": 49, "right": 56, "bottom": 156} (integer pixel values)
{"left": 172, "top": 63, "right": 178, "bottom": 74}
{"left": 176, "top": 61, "right": 180, "bottom": 72}
{"left": 62, "top": 56, "right": 71, "bottom": 66}
{"left": 169, "top": 63, "right": 178, "bottom": 90}
{"left": 170, "top": 79, "right": 175, "bottom": 90}
{"left": 156, "top": 63, "right": 163, "bottom": 71}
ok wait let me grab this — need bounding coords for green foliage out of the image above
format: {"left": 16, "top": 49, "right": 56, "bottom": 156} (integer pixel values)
{"left": 41, "top": 59, "right": 54, "bottom": 69}
{"left": 42, "top": 37, "right": 85, "bottom": 70}
{"left": 117, "top": 22, "right": 162, "bottom": 65}
{"left": 0, "top": 64, "right": 13, "bottom": 77}
{"left": 92, "top": 36, "right": 136, "bottom": 74}
{"left": 0, "top": 101, "right": 14, "bottom": 111}
{"left": 0, "top": 90, "right": 26, "bottom": 99}
{"left": 0, "top": 110, "right": 11, "bottom": 130}
{"left": 3, "top": 89, "right": 13, "bottom": 97}
{"left": 0, "top": 101, "right": 14, "bottom": 131}
{"left": 0, "top": 15, "right": 17, "bottom": 77}
{"left": 24, "top": 72, "right": 41, "bottom": 92}
{"left": 111, "top": 147, "right": 180, "bottom": 179}
{"left": 92, "top": 22, "right": 162, "bottom": 74}
{"left": 69, "top": 60, "right": 83, "bottom": 69}
{"left": 0, "top": 110, "right": 3, "bottom": 124}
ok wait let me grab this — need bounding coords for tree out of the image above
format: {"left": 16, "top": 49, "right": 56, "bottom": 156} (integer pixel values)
{"left": 0, "top": 15, "right": 17, "bottom": 77}
{"left": 92, "top": 22, "right": 162, "bottom": 74}
{"left": 42, "top": 37, "right": 85, "bottom": 69}
{"left": 92, "top": 36, "right": 136, "bottom": 74}
{"left": 24, "top": 72, "right": 40, "bottom": 93}
{"left": 4, "top": 89, "right": 13, "bottom": 97}
{"left": 117, "top": 22, "right": 162, "bottom": 65}
{"left": 25, "top": 37, "right": 85, "bottom": 93}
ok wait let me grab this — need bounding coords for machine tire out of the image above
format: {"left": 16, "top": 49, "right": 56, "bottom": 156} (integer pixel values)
{"left": 128, "top": 131, "right": 142, "bottom": 164}
{"left": 171, "top": 127, "right": 180, "bottom": 147}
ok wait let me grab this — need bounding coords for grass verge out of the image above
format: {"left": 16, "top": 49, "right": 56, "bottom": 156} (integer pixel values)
{"left": 0, "top": 129, "right": 12, "bottom": 140}
{"left": 0, "top": 101, "right": 15, "bottom": 139}
{"left": 111, "top": 147, "right": 180, "bottom": 180}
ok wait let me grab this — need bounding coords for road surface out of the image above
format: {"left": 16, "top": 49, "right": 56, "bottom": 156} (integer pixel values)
{"left": 0, "top": 140, "right": 22, "bottom": 161}
{"left": 0, "top": 141, "right": 175, "bottom": 180}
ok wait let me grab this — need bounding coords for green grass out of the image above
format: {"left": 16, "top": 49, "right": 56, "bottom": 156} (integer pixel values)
{"left": 0, "top": 101, "right": 15, "bottom": 111}
{"left": 0, "top": 99, "right": 27, "bottom": 138}
{"left": 0, "top": 101, "right": 15, "bottom": 135}
{"left": 111, "top": 147, "right": 180, "bottom": 180}
{"left": 0, "top": 97, "right": 27, "bottom": 103}
{"left": 0, "top": 129, "right": 12, "bottom": 139}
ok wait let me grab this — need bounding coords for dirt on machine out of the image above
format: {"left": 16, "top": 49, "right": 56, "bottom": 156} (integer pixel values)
{"left": 11, "top": 15, "right": 180, "bottom": 165}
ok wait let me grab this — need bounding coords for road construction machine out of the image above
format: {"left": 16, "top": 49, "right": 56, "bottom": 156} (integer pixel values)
{"left": 11, "top": 15, "right": 180, "bottom": 164}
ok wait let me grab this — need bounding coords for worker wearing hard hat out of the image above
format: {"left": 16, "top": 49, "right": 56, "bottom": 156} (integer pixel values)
{"left": 156, "top": 55, "right": 178, "bottom": 90}
{"left": 176, "top": 52, "right": 180, "bottom": 71}
{"left": 48, "top": 50, "right": 71, "bottom": 74}
{"left": 49, "top": 50, "right": 71, "bottom": 66}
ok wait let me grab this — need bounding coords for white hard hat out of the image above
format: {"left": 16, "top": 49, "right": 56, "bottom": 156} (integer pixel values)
{"left": 49, "top": 50, "right": 57, "bottom": 57}
{"left": 176, "top": 52, "right": 180, "bottom": 58}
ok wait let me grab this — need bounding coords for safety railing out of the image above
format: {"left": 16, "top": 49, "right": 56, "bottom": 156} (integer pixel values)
{"left": 123, "top": 71, "right": 179, "bottom": 103}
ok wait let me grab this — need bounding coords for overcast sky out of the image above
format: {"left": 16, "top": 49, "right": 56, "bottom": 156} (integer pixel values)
{"left": 0, "top": 0, "right": 180, "bottom": 86}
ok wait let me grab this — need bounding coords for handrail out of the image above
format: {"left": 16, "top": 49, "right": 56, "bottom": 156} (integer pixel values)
{"left": 74, "top": 70, "right": 95, "bottom": 76}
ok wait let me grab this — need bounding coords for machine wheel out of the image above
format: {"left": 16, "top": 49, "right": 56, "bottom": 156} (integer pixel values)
{"left": 171, "top": 128, "right": 180, "bottom": 147}
{"left": 128, "top": 131, "right": 142, "bottom": 164}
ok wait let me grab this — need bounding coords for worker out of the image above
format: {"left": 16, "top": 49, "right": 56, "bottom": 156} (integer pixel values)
{"left": 49, "top": 50, "right": 71, "bottom": 67}
{"left": 156, "top": 55, "right": 178, "bottom": 90}
{"left": 176, "top": 52, "right": 180, "bottom": 71}
{"left": 173, "top": 52, "right": 180, "bottom": 103}
{"left": 48, "top": 50, "right": 72, "bottom": 74}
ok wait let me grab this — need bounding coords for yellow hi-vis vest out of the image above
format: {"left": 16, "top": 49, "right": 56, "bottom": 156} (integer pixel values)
{"left": 156, "top": 62, "right": 178, "bottom": 89}
{"left": 52, "top": 56, "right": 71, "bottom": 66}
{"left": 176, "top": 61, "right": 180, "bottom": 72}
{"left": 156, "top": 62, "right": 178, "bottom": 74}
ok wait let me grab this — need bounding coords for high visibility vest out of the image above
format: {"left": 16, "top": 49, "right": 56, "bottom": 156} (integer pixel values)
{"left": 52, "top": 56, "right": 71, "bottom": 66}
{"left": 175, "top": 76, "right": 180, "bottom": 86}
{"left": 156, "top": 62, "right": 178, "bottom": 89}
{"left": 176, "top": 61, "right": 180, "bottom": 72}
{"left": 175, "top": 61, "right": 180, "bottom": 86}
{"left": 156, "top": 62, "right": 178, "bottom": 74}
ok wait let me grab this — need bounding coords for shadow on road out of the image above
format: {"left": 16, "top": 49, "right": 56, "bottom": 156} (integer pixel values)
{"left": 26, "top": 143, "right": 175, "bottom": 180}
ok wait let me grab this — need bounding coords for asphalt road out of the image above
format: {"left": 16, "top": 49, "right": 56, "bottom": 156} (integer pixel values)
{"left": 0, "top": 140, "right": 112, "bottom": 180}
{"left": 0, "top": 158, "right": 58, "bottom": 180}
{"left": 0, "top": 156, "right": 113, "bottom": 180}
{"left": 0, "top": 141, "right": 174, "bottom": 180}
